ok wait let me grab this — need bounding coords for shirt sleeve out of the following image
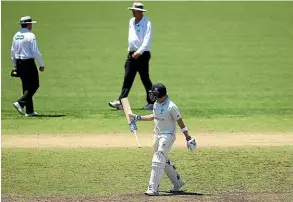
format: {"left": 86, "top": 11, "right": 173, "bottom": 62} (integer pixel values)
{"left": 170, "top": 105, "right": 182, "bottom": 121}
{"left": 30, "top": 34, "right": 45, "bottom": 67}
{"left": 11, "top": 40, "right": 16, "bottom": 67}
{"left": 136, "top": 21, "right": 152, "bottom": 54}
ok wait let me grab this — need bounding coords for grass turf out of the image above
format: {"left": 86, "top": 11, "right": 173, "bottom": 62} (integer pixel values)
{"left": 2, "top": 146, "right": 293, "bottom": 196}
{"left": 1, "top": 1, "right": 293, "bottom": 134}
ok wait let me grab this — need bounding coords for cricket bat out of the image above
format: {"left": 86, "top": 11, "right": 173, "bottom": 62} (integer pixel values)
{"left": 121, "top": 98, "right": 141, "bottom": 148}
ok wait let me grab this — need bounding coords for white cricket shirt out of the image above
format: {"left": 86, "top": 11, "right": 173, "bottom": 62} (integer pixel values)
{"left": 153, "top": 97, "right": 182, "bottom": 135}
{"left": 11, "top": 28, "right": 45, "bottom": 67}
{"left": 128, "top": 16, "right": 152, "bottom": 54}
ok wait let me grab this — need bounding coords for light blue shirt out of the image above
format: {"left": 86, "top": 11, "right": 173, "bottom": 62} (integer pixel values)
{"left": 153, "top": 97, "right": 182, "bottom": 135}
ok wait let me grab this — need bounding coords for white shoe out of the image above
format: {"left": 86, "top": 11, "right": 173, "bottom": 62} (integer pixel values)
{"left": 13, "top": 102, "right": 25, "bottom": 115}
{"left": 142, "top": 104, "right": 153, "bottom": 110}
{"left": 25, "top": 112, "right": 38, "bottom": 117}
{"left": 145, "top": 189, "right": 159, "bottom": 196}
{"left": 108, "top": 100, "right": 123, "bottom": 110}
{"left": 170, "top": 180, "right": 185, "bottom": 193}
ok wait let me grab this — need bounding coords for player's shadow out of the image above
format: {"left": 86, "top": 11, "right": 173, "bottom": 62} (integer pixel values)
{"left": 109, "top": 107, "right": 152, "bottom": 111}
{"left": 159, "top": 191, "right": 207, "bottom": 196}
{"left": 131, "top": 108, "right": 152, "bottom": 111}
{"left": 30, "top": 114, "right": 66, "bottom": 118}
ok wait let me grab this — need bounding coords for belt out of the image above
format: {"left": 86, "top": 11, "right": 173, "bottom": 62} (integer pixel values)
{"left": 16, "top": 58, "right": 34, "bottom": 61}
{"left": 129, "top": 51, "right": 150, "bottom": 54}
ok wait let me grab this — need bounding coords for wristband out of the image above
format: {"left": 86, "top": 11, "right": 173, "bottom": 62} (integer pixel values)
{"left": 137, "top": 115, "right": 141, "bottom": 121}
{"left": 181, "top": 127, "right": 188, "bottom": 133}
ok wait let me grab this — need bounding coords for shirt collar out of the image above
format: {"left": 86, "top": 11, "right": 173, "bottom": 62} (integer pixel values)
{"left": 135, "top": 16, "right": 145, "bottom": 25}
{"left": 159, "top": 96, "right": 169, "bottom": 106}
{"left": 20, "top": 28, "right": 30, "bottom": 33}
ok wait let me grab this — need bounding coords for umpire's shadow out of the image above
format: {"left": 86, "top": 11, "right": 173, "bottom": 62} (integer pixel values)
{"left": 159, "top": 191, "right": 207, "bottom": 196}
{"left": 31, "top": 114, "right": 66, "bottom": 118}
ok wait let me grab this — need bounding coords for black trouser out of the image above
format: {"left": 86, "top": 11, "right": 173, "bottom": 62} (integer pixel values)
{"left": 16, "top": 59, "right": 39, "bottom": 114}
{"left": 118, "top": 51, "right": 154, "bottom": 104}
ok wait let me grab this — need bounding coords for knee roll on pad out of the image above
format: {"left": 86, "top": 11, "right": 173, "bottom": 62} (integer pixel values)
{"left": 152, "top": 151, "right": 166, "bottom": 168}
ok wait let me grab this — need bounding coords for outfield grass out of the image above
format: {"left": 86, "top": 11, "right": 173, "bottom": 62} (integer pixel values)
{"left": 1, "top": 116, "right": 292, "bottom": 135}
{"left": 2, "top": 146, "right": 293, "bottom": 196}
{"left": 1, "top": 1, "right": 293, "bottom": 134}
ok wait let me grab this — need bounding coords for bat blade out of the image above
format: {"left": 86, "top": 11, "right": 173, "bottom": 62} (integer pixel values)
{"left": 121, "top": 98, "right": 141, "bottom": 148}
{"left": 121, "top": 98, "right": 133, "bottom": 124}
{"left": 133, "top": 130, "right": 141, "bottom": 148}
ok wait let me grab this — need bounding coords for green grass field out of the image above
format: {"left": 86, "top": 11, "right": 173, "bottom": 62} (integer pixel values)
{"left": 1, "top": 1, "right": 293, "bottom": 201}
{"left": 1, "top": 1, "right": 293, "bottom": 134}
{"left": 2, "top": 147, "right": 293, "bottom": 201}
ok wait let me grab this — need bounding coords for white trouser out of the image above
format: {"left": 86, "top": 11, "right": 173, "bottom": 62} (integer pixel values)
{"left": 147, "top": 133, "right": 182, "bottom": 192}
{"left": 153, "top": 133, "right": 176, "bottom": 157}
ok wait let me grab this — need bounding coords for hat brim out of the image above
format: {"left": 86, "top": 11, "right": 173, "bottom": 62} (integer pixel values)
{"left": 18, "top": 21, "right": 37, "bottom": 24}
{"left": 128, "top": 7, "right": 147, "bottom": 12}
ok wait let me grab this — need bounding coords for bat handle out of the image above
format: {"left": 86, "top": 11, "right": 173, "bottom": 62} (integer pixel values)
{"left": 129, "top": 121, "right": 141, "bottom": 148}
{"left": 129, "top": 121, "right": 137, "bottom": 132}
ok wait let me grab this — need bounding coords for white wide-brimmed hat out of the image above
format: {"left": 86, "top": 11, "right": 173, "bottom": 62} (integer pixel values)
{"left": 128, "top": 2, "right": 147, "bottom": 12}
{"left": 17, "top": 16, "right": 37, "bottom": 24}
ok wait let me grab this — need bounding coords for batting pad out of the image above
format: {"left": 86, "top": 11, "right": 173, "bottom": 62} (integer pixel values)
{"left": 148, "top": 151, "right": 166, "bottom": 192}
{"left": 165, "top": 160, "right": 182, "bottom": 187}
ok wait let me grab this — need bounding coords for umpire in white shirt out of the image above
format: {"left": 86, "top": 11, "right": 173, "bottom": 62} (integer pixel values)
{"left": 11, "top": 16, "right": 45, "bottom": 117}
{"left": 109, "top": 2, "right": 154, "bottom": 110}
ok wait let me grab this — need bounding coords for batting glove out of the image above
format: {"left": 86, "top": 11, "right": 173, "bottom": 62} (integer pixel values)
{"left": 129, "top": 121, "right": 137, "bottom": 132}
{"left": 187, "top": 138, "right": 197, "bottom": 152}
{"left": 128, "top": 114, "right": 141, "bottom": 122}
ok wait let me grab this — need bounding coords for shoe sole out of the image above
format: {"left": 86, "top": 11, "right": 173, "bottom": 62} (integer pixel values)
{"left": 13, "top": 103, "right": 25, "bottom": 115}
{"left": 144, "top": 193, "right": 159, "bottom": 196}
{"left": 108, "top": 103, "right": 118, "bottom": 109}
{"left": 25, "top": 114, "right": 39, "bottom": 117}
{"left": 109, "top": 103, "right": 123, "bottom": 110}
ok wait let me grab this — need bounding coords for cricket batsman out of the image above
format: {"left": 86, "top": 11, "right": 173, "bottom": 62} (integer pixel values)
{"left": 129, "top": 83, "right": 197, "bottom": 196}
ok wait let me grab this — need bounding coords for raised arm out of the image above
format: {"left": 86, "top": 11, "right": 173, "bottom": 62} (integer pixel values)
{"left": 129, "top": 113, "right": 154, "bottom": 121}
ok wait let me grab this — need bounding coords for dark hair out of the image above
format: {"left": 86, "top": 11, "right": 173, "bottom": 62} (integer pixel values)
{"left": 21, "top": 24, "right": 29, "bottom": 28}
